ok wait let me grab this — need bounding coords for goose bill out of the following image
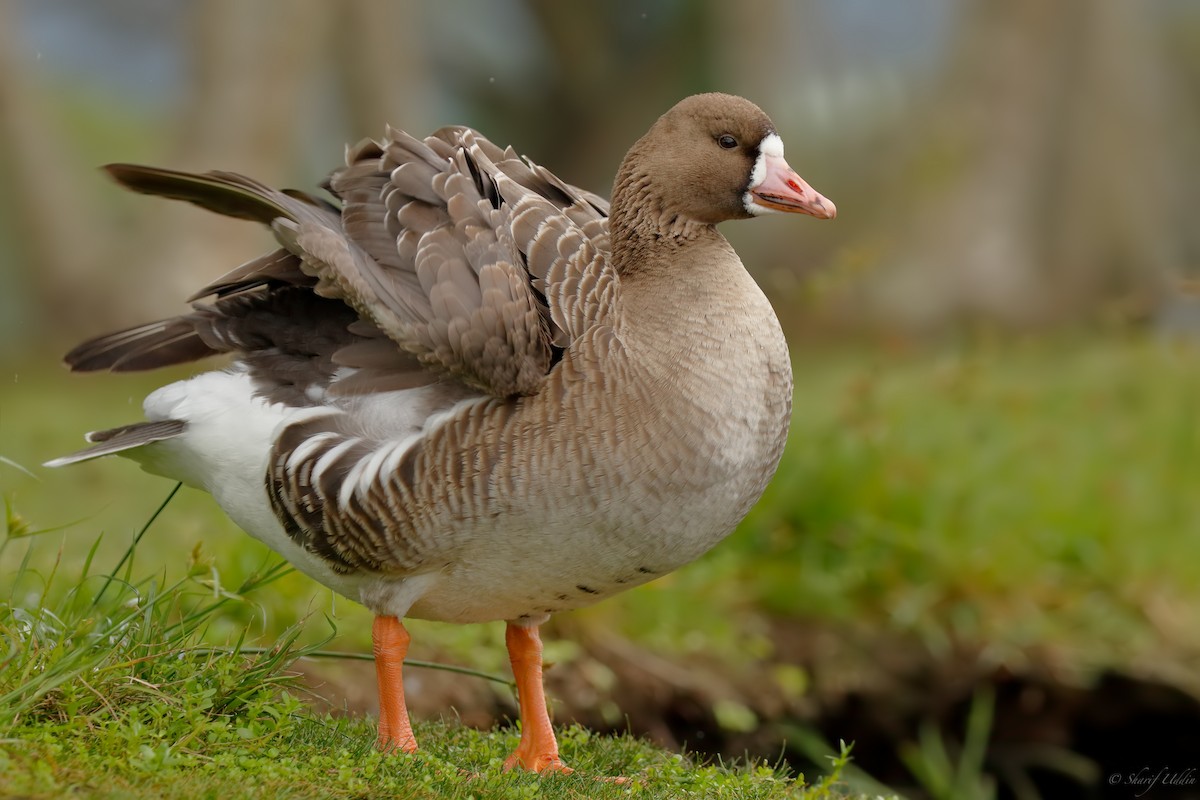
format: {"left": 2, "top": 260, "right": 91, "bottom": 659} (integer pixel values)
{"left": 748, "top": 154, "right": 836, "bottom": 219}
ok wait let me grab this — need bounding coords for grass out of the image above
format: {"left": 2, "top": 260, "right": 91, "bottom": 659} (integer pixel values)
{"left": 2, "top": 718, "right": 862, "bottom": 800}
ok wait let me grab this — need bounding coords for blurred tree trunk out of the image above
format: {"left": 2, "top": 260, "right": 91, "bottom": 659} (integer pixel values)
{"left": 108, "top": 0, "right": 329, "bottom": 323}
{"left": 331, "top": 0, "right": 430, "bottom": 138}
{"left": 863, "top": 0, "right": 1180, "bottom": 328}
{"left": 711, "top": 0, "right": 833, "bottom": 99}
{"left": 0, "top": 1, "right": 105, "bottom": 339}
{"left": 709, "top": 0, "right": 837, "bottom": 290}
{"left": 469, "top": 0, "right": 712, "bottom": 195}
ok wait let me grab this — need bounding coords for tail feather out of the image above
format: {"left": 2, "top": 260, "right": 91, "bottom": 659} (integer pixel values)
{"left": 103, "top": 164, "right": 338, "bottom": 227}
{"left": 59, "top": 166, "right": 342, "bottom": 376}
{"left": 185, "top": 249, "right": 312, "bottom": 302}
{"left": 104, "top": 164, "right": 297, "bottom": 224}
{"left": 44, "top": 420, "right": 187, "bottom": 467}
{"left": 64, "top": 318, "right": 215, "bottom": 372}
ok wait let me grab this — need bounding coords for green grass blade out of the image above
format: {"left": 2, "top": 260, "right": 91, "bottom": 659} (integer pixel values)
{"left": 91, "top": 483, "right": 181, "bottom": 610}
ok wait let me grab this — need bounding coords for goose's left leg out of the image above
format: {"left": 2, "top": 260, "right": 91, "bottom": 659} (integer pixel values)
{"left": 373, "top": 615, "right": 418, "bottom": 753}
{"left": 503, "top": 622, "right": 572, "bottom": 773}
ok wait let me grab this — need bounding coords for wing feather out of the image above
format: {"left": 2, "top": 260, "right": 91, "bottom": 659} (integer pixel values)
{"left": 308, "top": 125, "right": 616, "bottom": 397}
{"left": 83, "top": 125, "right": 616, "bottom": 401}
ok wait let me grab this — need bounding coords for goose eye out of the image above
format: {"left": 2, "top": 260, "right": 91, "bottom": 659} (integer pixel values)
{"left": 717, "top": 134, "right": 738, "bottom": 150}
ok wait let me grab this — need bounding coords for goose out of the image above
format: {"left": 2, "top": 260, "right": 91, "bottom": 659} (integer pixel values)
{"left": 47, "top": 93, "right": 834, "bottom": 773}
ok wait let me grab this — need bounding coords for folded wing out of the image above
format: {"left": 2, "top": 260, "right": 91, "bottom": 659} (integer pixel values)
{"left": 75, "top": 127, "right": 617, "bottom": 403}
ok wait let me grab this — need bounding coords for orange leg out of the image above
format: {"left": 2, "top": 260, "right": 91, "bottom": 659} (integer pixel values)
{"left": 503, "top": 623, "right": 572, "bottom": 774}
{"left": 373, "top": 615, "right": 417, "bottom": 753}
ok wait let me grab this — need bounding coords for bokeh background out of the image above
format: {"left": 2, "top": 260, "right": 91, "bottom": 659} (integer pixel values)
{"left": 3, "top": 2, "right": 1200, "bottom": 798}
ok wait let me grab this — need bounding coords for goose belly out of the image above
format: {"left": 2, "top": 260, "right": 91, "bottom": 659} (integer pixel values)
{"left": 398, "top": 358, "right": 790, "bottom": 624}
{"left": 401, "top": 476, "right": 752, "bottom": 624}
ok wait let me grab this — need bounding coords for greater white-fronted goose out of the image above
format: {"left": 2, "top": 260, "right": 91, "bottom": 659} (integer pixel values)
{"left": 48, "top": 93, "right": 834, "bottom": 772}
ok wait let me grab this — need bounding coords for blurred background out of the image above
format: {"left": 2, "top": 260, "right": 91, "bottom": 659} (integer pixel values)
{"left": 3, "top": 0, "right": 1199, "bottom": 342}
{"left": 3, "top": 2, "right": 1200, "bottom": 798}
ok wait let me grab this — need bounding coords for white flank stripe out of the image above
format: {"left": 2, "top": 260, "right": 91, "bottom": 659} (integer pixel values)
{"left": 286, "top": 431, "right": 342, "bottom": 472}
{"left": 381, "top": 434, "right": 421, "bottom": 479}
{"left": 309, "top": 437, "right": 362, "bottom": 485}
{"left": 422, "top": 395, "right": 486, "bottom": 433}
{"left": 354, "top": 443, "right": 400, "bottom": 498}
{"left": 338, "top": 455, "right": 371, "bottom": 508}
{"left": 331, "top": 394, "right": 482, "bottom": 510}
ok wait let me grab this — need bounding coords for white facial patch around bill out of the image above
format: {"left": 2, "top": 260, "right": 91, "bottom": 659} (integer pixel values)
{"left": 745, "top": 132, "right": 785, "bottom": 216}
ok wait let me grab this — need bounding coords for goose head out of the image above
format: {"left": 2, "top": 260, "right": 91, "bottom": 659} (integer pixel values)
{"left": 611, "top": 93, "right": 835, "bottom": 237}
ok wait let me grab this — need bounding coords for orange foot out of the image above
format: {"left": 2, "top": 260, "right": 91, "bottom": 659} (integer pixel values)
{"left": 503, "top": 745, "right": 573, "bottom": 774}
{"left": 376, "top": 719, "right": 418, "bottom": 754}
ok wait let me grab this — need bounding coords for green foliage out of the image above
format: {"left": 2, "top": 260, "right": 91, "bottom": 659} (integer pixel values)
{"left": 900, "top": 688, "right": 995, "bottom": 800}
{"left": 0, "top": 487, "right": 318, "bottom": 736}
{"left": 2, "top": 717, "right": 870, "bottom": 799}
{"left": 754, "top": 337, "right": 1200, "bottom": 657}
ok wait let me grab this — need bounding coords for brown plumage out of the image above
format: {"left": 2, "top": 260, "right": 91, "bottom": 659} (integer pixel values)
{"left": 47, "top": 93, "right": 835, "bottom": 772}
